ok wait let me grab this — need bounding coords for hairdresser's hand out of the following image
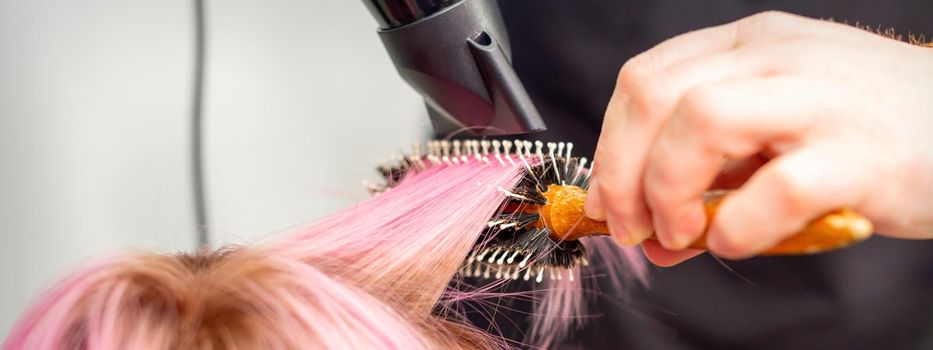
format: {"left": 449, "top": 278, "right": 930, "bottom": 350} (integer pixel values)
{"left": 584, "top": 11, "right": 933, "bottom": 266}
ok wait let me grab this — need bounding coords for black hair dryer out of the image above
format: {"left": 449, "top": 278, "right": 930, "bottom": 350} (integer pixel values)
{"left": 362, "top": 0, "right": 546, "bottom": 136}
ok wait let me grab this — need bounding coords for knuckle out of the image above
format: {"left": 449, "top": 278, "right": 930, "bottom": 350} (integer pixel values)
{"left": 632, "top": 80, "right": 671, "bottom": 122}
{"left": 636, "top": 80, "right": 671, "bottom": 120}
{"left": 642, "top": 176, "right": 664, "bottom": 204}
{"left": 644, "top": 181, "right": 676, "bottom": 216}
{"left": 644, "top": 157, "right": 679, "bottom": 198}
{"left": 617, "top": 53, "right": 654, "bottom": 88}
{"left": 679, "top": 87, "right": 726, "bottom": 134}
{"left": 597, "top": 184, "right": 628, "bottom": 206}
{"left": 767, "top": 166, "right": 813, "bottom": 217}
{"left": 748, "top": 10, "right": 792, "bottom": 24}
{"left": 737, "top": 11, "right": 796, "bottom": 38}
{"left": 618, "top": 56, "right": 670, "bottom": 120}
{"left": 600, "top": 186, "right": 641, "bottom": 218}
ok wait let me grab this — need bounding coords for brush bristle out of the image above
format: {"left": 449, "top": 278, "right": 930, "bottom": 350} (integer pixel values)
{"left": 373, "top": 140, "right": 594, "bottom": 282}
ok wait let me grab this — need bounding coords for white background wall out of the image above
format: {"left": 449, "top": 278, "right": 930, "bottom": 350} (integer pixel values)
{"left": 0, "top": 0, "right": 424, "bottom": 336}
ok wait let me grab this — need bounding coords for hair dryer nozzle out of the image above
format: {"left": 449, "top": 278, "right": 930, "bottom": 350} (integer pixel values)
{"left": 365, "top": 0, "right": 546, "bottom": 136}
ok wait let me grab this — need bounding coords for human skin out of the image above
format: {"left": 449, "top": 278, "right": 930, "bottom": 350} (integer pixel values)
{"left": 583, "top": 11, "right": 933, "bottom": 266}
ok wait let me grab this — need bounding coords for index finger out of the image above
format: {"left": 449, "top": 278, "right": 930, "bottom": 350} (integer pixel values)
{"left": 586, "top": 23, "right": 743, "bottom": 244}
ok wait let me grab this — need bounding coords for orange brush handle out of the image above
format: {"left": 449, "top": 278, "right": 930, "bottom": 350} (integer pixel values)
{"left": 540, "top": 185, "right": 874, "bottom": 255}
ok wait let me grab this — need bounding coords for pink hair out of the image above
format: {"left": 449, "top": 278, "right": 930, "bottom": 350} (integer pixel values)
{"left": 4, "top": 154, "right": 645, "bottom": 349}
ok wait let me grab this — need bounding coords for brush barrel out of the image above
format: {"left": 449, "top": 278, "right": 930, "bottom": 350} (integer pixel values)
{"left": 540, "top": 185, "right": 874, "bottom": 256}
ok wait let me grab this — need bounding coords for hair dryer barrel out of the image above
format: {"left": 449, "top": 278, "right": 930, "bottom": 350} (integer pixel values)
{"left": 363, "top": 0, "right": 460, "bottom": 29}
{"left": 363, "top": 0, "right": 546, "bottom": 136}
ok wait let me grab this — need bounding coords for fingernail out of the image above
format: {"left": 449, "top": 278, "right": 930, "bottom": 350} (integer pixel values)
{"left": 629, "top": 227, "right": 652, "bottom": 245}
{"left": 668, "top": 211, "right": 705, "bottom": 250}
{"left": 671, "top": 233, "right": 693, "bottom": 250}
{"left": 584, "top": 179, "right": 606, "bottom": 220}
{"left": 612, "top": 233, "right": 636, "bottom": 246}
{"left": 667, "top": 206, "right": 705, "bottom": 250}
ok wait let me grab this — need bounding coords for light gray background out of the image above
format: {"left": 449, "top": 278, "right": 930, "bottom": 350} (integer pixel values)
{"left": 0, "top": 0, "right": 425, "bottom": 336}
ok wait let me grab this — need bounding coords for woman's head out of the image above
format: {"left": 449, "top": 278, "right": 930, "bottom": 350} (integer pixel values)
{"left": 4, "top": 150, "right": 644, "bottom": 349}
{"left": 5, "top": 247, "right": 505, "bottom": 349}
{"left": 4, "top": 159, "right": 528, "bottom": 350}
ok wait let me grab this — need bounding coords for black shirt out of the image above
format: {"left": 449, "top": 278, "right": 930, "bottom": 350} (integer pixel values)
{"left": 496, "top": 1, "right": 933, "bottom": 348}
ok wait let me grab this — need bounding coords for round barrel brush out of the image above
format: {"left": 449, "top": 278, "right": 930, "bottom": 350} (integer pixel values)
{"left": 373, "top": 139, "right": 873, "bottom": 282}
